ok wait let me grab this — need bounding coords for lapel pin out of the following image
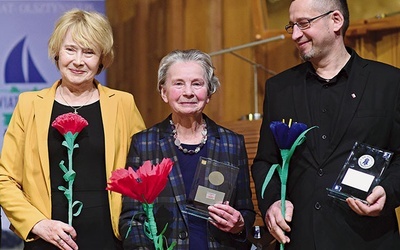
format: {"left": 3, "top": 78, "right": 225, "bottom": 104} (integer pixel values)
{"left": 351, "top": 93, "right": 356, "bottom": 98}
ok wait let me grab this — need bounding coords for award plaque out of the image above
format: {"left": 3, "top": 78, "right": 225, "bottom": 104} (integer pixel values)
{"left": 184, "top": 157, "right": 239, "bottom": 220}
{"left": 327, "top": 142, "right": 393, "bottom": 204}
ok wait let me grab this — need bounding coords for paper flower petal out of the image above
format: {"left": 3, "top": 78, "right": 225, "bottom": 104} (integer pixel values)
{"left": 106, "top": 158, "right": 174, "bottom": 204}
{"left": 52, "top": 112, "right": 89, "bottom": 135}
{"left": 270, "top": 121, "right": 307, "bottom": 149}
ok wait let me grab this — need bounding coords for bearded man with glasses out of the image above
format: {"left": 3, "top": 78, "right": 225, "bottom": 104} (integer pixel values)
{"left": 252, "top": 0, "right": 400, "bottom": 249}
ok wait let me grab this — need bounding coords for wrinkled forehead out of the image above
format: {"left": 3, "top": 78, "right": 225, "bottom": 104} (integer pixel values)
{"left": 166, "top": 61, "right": 204, "bottom": 80}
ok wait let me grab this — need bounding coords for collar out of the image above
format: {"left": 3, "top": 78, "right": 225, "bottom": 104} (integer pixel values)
{"left": 305, "top": 47, "right": 355, "bottom": 83}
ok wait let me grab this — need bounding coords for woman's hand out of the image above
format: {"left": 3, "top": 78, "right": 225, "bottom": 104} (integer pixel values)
{"left": 208, "top": 201, "right": 245, "bottom": 234}
{"left": 31, "top": 219, "right": 78, "bottom": 250}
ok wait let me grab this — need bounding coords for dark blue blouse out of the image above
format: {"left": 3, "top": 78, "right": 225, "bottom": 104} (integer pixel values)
{"left": 176, "top": 143, "right": 209, "bottom": 250}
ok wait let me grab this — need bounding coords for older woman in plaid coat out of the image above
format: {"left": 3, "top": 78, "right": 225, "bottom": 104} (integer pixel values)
{"left": 119, "top": 49, "right": 255, "bottom": 250}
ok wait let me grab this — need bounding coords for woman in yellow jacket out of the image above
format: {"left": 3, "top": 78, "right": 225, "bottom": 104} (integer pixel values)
{"left": 0, "top": 9, "right": 145, "bottom": 250}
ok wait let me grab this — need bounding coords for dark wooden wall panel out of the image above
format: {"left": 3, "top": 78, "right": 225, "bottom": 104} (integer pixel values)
{"left": 106, "top": 0, "right": 254, "bottom": 127}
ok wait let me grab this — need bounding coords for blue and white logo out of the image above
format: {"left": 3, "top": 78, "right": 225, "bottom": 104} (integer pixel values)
{"left": 358, "top": 155, "right": 375, "bottom": 170}
{"left": 5, "top": 36, "right": 46, "bottom": 84}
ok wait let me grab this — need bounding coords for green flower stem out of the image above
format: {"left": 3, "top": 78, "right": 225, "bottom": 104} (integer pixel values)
{"left": 143, "top": 203, "right": 162, "bottom": 250}
{"left": 67, "top": 141, "right": 74, "bottom": 225}
{"left": 261, "top": 126, "right": 317, "bottom": 250}
{"left": 279, "top": 150, "right": 290, "bottom": 250}
{"left": 143, "top": 204, "right": 155, "bottom": 235}
{"left": 142, "top": 203, "right": 176, "bottom": 250}
{"left": 58, "top": 132, "right": 83, "bottom": 226}
{"left": 280, "top": 151, "right": 289, "bottom": 218}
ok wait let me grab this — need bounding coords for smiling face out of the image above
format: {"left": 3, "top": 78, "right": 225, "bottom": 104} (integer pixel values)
{"left": 289, "top": 0, "right": 335, "bottom": 62}
{"left": 58, "top": 29, "right": 101, "bottom": 87}
{"left": 160, "top": 61, "right": 210, "bottom": 118}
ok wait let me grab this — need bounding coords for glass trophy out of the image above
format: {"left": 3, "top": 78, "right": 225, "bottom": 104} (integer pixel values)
{"left": 184, "top": 157, "right": 239, "bottom": 220}
{"left": 327, "top": 142, "right": 393, "bottom": 204}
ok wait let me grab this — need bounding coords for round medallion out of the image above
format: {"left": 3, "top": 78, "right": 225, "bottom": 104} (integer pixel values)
{"left": 358, "top": 155, "right": 374, "bottom": 169}
{"left": 208, "top": 171, "right": 224, "bottom": 186}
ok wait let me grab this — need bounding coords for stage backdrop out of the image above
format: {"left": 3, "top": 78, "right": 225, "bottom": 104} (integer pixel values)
{"left": 0, "top": 0, "right": 105, "bottom": 237}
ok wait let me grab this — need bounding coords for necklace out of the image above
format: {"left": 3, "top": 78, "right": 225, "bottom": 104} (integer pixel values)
{"left": 59, "top": 86, "right": 95, "bottom": 114}
{"left": 170, "top": 119, "right": 207, "bottom": 154}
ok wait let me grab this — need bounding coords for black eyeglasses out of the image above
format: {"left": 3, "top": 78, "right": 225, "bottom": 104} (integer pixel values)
{"left": 285, "top": 11, "right": 334, "bottom": 34}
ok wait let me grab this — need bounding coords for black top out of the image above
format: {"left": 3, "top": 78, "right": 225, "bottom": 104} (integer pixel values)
{"left": 305, "top": 56, "right": 352, "bottom": 162}
{"left": 24, "top": 101, "right": 121, "bottom": 250}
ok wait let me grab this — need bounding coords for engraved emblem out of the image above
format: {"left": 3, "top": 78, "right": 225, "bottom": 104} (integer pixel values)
{"left": 358, "top": 155, "right": 374, "bottom": 169}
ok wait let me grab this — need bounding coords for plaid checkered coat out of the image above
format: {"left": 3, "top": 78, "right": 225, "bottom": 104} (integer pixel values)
{"left": 119, "top": 114, "right": 255, "bottom": 250}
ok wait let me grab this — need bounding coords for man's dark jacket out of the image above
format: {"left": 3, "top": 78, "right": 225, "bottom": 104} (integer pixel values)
{"left": 252, "top": 48, "right": 400, "bottom": 250}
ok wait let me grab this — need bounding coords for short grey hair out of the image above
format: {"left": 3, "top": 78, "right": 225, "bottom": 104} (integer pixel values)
{"left": 157, "top": 49, "right": 220, "bottom": 96}
{"left": 310, "top": 0, "right": 349, "bottom": 36}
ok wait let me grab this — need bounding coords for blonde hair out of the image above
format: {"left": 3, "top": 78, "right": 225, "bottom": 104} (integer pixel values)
{"left": 48, "top": 8, "right": 114, "bottom": 74}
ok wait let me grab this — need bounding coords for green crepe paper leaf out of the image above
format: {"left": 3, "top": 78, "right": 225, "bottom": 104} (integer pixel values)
{"left": 59, "top": 160, "right": 67, "bottom": 174}
{"left": 58, "top": 186, "right": 72, "bottom": 201}
{"left": 72, "top": 200, "right": 83, "bottom": 217}
{"left": 62, "top": 169, "right": 76, "bottom": 183}
{"left": 167, "top": 241, "right": 177, "bottom": 250}
{"left": 125, "top": 211, "right": 146, "bottom": 239}
{"left": 261, "top": 163, "right": 280, "bottom": 199}
{"left": 62, "top": 141, "right": 69, "bottom": 149}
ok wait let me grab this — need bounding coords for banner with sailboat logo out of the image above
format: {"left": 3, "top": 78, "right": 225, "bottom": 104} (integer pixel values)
{"left": 0, "top": 0, "right": 106, "bottom": 151}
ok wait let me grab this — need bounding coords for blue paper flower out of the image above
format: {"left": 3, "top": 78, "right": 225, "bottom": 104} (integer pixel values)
{"left": 262, "top": 119, "right": 317, "bottom": 250}
{"left": 270, "top": 121, "right": 308, "bottom": 149}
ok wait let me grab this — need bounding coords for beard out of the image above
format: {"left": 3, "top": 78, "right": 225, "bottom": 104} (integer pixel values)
{"left": 300, "top": 48, "right": 315, "bottom": 62}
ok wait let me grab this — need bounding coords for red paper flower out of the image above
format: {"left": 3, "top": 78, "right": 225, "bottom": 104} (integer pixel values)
{"left": 51, "top": 112, "right": 88, "bottom": 226}
{"left": 107, "top": 158, "right": 174, "bottom": 204}
{"left": 52, "top": 112, "right": 89, "bottom": 135}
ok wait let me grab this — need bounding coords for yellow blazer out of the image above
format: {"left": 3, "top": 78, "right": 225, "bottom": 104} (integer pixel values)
{"left": 396, "top": 206, "right": 400, "bottom": 232}
{"left": 0, "top": 81, "right": 145, "bottom": 241}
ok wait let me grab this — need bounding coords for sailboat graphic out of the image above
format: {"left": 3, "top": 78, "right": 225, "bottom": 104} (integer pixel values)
{"left": 5, "top": 37, "right": 46, "bottom": 83}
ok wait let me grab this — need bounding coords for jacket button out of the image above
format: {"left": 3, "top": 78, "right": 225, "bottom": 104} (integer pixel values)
{"left": 178, "top": 231, "right": 188, "bottom": 240}
{"left": 314, "top": 202, "right": 321, "bottom": 210}
{"left": 318, "top": 168, "right": 324, "bottom": 176}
